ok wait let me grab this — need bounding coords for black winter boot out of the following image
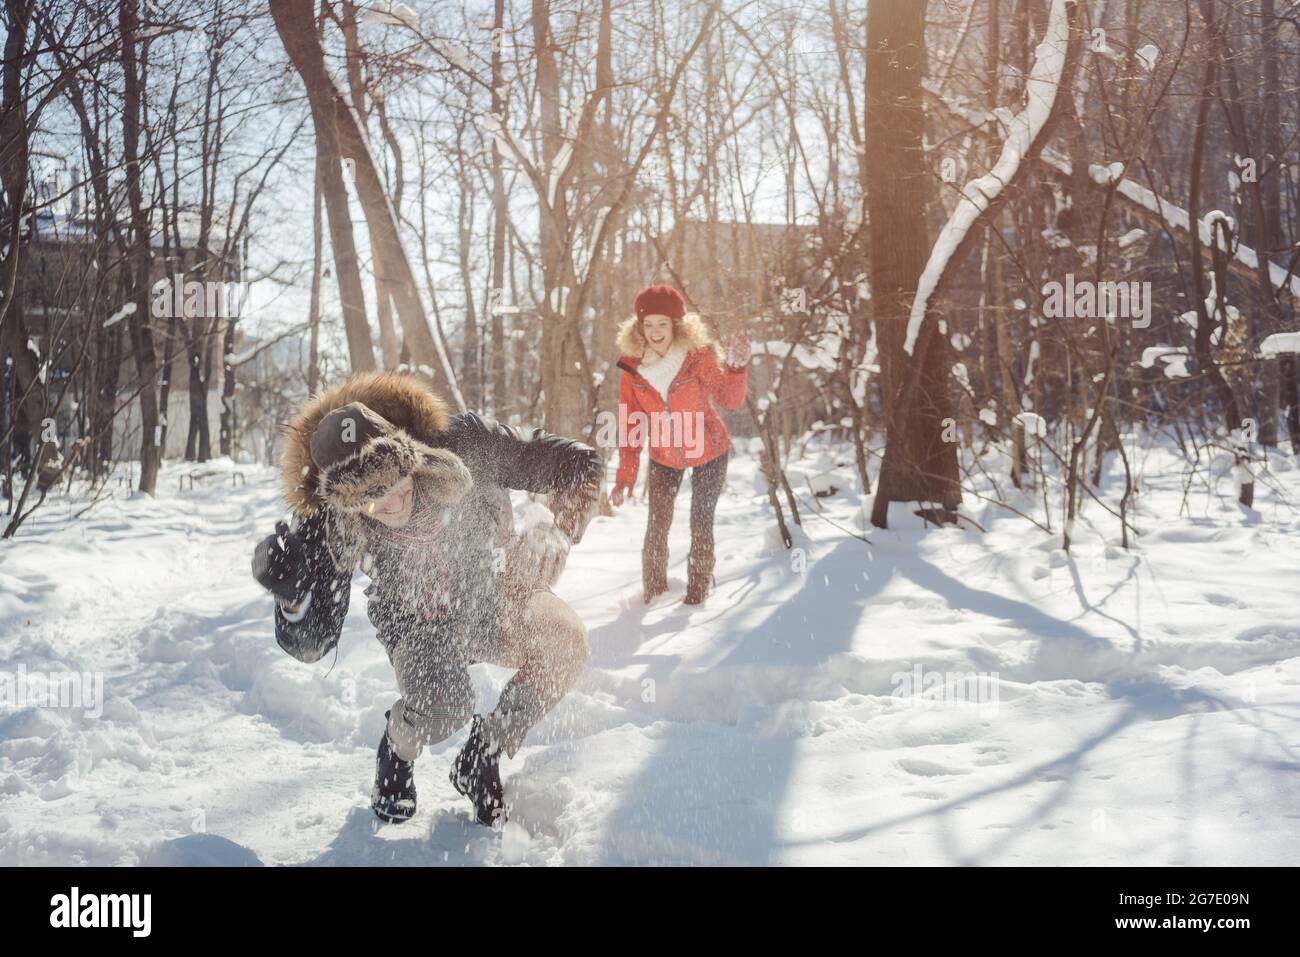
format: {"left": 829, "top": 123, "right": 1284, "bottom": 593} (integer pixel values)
{"left": 449, "top": 715, "right": 507, "bottom": 827}
{"left": 372, "top": 714, "right": 417, "bottom": 824}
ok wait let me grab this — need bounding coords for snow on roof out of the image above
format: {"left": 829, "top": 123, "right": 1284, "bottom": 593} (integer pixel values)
{"left": 32, "top": 205, "right": 236, "bottom": 251}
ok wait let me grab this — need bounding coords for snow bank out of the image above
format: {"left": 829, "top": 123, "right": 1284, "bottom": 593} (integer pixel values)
{"left": 5, "top": 439, "right": 1300, "bottom": 865}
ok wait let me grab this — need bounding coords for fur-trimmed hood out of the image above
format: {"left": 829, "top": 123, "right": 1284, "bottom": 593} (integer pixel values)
{"left": 615, "top": 312, "right": 722, "bottom": 362}
{"left": 281, "top": 371, "right": 459, "bottom": 519}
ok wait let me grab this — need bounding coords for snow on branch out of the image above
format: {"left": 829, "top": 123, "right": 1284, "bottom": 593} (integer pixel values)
{"left": 923, "top": 88, "right": 1300, "bottom": 303}
{"left": 1261, "top": 332, "right": 1300, "bottom": 358}
{"left": 546, "top": 109, "right": 584, "bottom": 210}
{"left": 481, "top": 111, "right": 542, "bottom": 193}
{"left": 1106, "top": 175, "right": 1300, "bottom": 300}
{"left": 1140, "top": 345, "right": 1192, "bottom": 378}
{"left": 905, "top": 0, "right": 1076, "bottom": 356}
{"left": 360, "top": 2, "right": 420, "bottom": 30}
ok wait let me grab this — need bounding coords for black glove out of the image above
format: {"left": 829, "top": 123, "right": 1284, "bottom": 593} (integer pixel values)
{"left": 252, "top": 519, "right": 314, "bottom": 604}
{"left": 551, "top": 454, "right": 602, "bottom": 544}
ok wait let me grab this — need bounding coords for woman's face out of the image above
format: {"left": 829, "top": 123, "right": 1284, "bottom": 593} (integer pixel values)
{"left": 642, "top": 314, "right": 675, "bottom": 355}
{"left": 364, "top": 474, "right": 415, "bottom": 528}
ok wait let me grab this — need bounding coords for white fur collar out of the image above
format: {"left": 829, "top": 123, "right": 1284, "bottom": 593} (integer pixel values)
{"left": 637, "top": 343, "right": 688, "bottom": 402}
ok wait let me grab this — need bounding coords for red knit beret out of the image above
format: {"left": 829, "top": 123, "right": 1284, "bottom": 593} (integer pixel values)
{"left": 634, "top": 284, "right": 686, "bottom": 320}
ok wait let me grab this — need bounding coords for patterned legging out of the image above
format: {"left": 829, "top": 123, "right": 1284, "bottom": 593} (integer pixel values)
{"left": 642, "top": 449, "right": 728, "bottom": 594}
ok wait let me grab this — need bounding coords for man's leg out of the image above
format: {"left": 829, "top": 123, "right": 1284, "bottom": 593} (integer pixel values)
{"left": 386, "top": 635, "right": 476, "bottom": 762}
{"left": 685, "top": 450, "right": 728, "bottom": 602}
{"left": 448, "top": 590, "right": 586, "bottom": 826}
{"left": 643, "top": 460, "right": 685, "bottom": 601}
{"left": 481, "top": 590, "right": 589, "bottom": 758}
{"left": 371, "top": 634, "right": 474, "bottom": 822}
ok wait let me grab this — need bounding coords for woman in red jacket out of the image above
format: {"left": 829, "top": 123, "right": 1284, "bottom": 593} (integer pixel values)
{"left": 610, "top": 285, "right": 751, "bottom": 604}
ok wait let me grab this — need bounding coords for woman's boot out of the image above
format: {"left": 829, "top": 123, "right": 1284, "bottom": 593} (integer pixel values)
{"left": 684, "top": 547, "right": 715, "bottom": 604}
{"left": 643, "top": 562, "right": 669, "bottom": 603}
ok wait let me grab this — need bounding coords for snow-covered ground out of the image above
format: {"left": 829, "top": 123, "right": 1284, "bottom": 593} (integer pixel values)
{"left": 2, "top": 440, "right": 1299, "bottom": 866}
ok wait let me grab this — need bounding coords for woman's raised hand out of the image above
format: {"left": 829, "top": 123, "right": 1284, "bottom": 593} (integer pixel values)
{"left": 726, "top": 332, "right": 752, "bottom": 369}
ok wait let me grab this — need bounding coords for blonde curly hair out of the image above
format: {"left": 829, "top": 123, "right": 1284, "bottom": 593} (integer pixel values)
{"left": 615, "top": 312, "right": 723, "bottom": 359}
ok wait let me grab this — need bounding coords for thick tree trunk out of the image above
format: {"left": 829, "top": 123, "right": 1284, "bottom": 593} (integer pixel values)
{"left": 219, "top": 235, "right": 245, "bottom": 457}
{"left": 984, "top": 0, "right": 1022, "bottom": 487}
{"left": 489, "top": 0, "right": 507, "bottom": 418}
{"left": 864, "top": 0, "right": 960, "bottom": 526}
{"left": 533, "top": 0, "right": 585, "bottom": 437}
{"left": 185, "top": 329, "right": 212, "bottom": 461}
{"left": 317, "top": 128, "right": 375, "bottom": 371}
{"left": 1189, "top": 1, "right": 1249, "bottom": 504}
{"left": 341, "top": 1, "right": 399, "bottom": 370}
{"left": 456, "top": 128, "right": 481, "bottom": 408}
{"left": 1211, "top": 3, "right": 1285, "bottom": 448}
{"left": 270, "top": 0, "right": 448, "bottom": 387}
{"left": 219, "top": 318, "right": 236, "bottom": 457}
{"left": 0, "top": 0, "right": 46, "bottom": 476}
{"left": 276, "top": 0, "right": 375, "bottom": 374}
{"left": 308, "top": 150, "right": 324, "bottom": 394}
{"left": 1258, "top": 0, "right": 1289, "bottom": 447}
{"left": 1259, "top": 0, "right": 1297, "bottom": 449}
{"left": 121, "top": 0, "right": 163, "bottom": 494}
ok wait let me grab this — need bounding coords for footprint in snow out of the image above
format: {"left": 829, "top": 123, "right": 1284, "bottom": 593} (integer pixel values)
{"left": 897, "top": 758, "right": 972, "bottom": 777}
{"left": 1205, "top": 593, "right": 1247, "bottom": 609}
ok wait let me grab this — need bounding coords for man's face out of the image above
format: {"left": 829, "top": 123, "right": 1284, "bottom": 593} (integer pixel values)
{"left": 364, "top": 474, "right": 415, "bottom": 528}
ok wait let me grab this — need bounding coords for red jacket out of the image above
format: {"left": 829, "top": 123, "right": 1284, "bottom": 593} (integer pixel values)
{"left": 615, "top": 347, "right": 748, "bottom": 487}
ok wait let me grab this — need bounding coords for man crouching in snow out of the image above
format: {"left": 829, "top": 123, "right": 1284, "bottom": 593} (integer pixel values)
{"left": 250, "top": 372, "right": 600, "bottom": 827}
